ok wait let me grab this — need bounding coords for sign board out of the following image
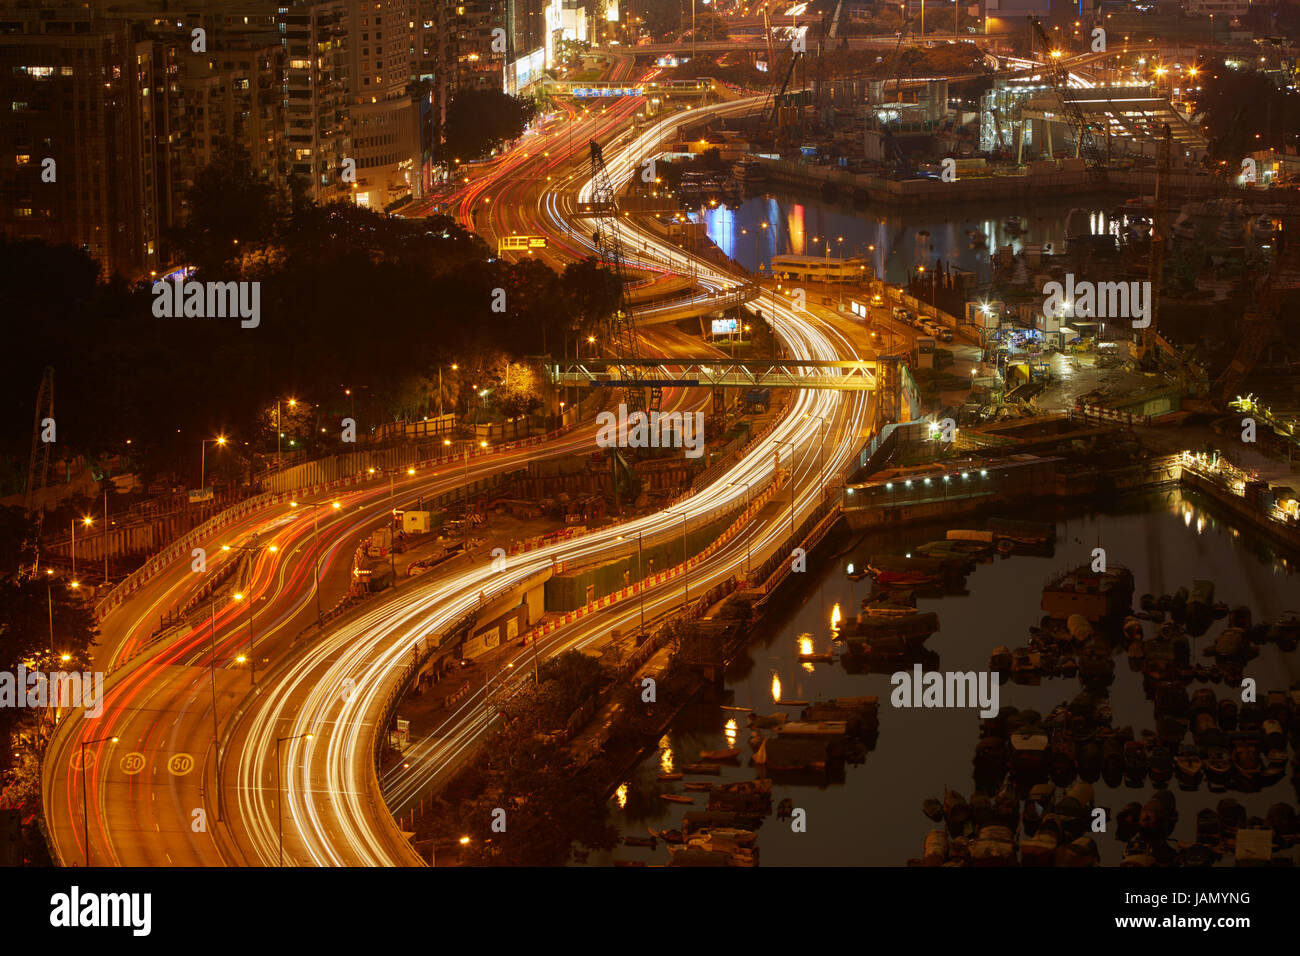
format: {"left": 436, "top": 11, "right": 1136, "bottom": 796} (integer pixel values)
{"left": 711, "top": 317, "right": 738, "bottom": 335}
{"left": 498, "top": 235, "right": 548, "bottom": 252}
{"left": 188, "top": 487, "right": 214, "bottom": 503}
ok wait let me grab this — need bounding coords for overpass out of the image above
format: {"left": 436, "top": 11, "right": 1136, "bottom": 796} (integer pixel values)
{"left": 554, "top": 357, "right": 878, "bottom": 390}
{"left": 630, "top": 284, "right": 761, "bottom": 325}
{"left": 619, "top": 34, "right": 1014, "bottom": 56}
{"left": 539, "top": 78, "right": 714, "bottom": 98}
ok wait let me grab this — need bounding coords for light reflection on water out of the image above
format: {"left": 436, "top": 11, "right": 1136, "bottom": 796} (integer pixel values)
{"left": 697, "top": 190, "right": 1128, "bottom": 285}
{"left": 582, "top": 489, "right": 1298, "bottom": 867}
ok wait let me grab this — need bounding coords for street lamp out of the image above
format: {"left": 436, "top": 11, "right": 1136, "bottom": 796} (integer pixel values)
{"left": 618, "top": 532, "right": 646, "bottom": 635}
{"left": 727, "top": 481, "right": 752, "bottom": 573}
{"left": 438, "top": 363, "right": 458, "bottom": 420}
{"left": 803, "top": 413, "right": 829, "bottom": 501}
{"left": 71, "top": 515, "right": 92, "bottom": 578}
{"left": 80, "top": 734, "right": 118, "bottom": 866}
{"left": 275, "top": 732, "right": 313, "bottom": 867}
{"left": 232, "top": 590, "right": 258, "bottom": 686}
{"left": 773, "top": 439, "right": 797, "bottom": 535}
{"left": 200, "top": 436, "right": 227, "bottom": 491}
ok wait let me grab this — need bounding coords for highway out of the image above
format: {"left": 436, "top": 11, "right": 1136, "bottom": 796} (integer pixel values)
{"left": 42, "top": 77, "right": 875, "bottom": 867}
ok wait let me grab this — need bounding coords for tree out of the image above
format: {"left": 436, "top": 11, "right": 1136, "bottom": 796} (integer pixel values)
{"left": 688, "top": 11, "right": 728, "bottom": 41}
{"left": 498, "top": 363, "right": 542, "bottom": 439}
{"left": 171, "top": 140, "right": 286, "bottom": 276}
{"left": 561, "top": 259, "right": 621, "bottom": 346}
{"left": 443, "top": 89, "right": 538, "bottom": 163}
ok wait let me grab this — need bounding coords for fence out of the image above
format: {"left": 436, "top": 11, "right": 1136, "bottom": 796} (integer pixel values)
{"left": 91, "top": 426, "right": 575, "bottom": 630}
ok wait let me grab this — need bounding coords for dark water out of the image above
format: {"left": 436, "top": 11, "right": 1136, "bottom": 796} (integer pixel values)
{"left": 582, "top": 488, "right": 1300, "bottom": 867}
{"left": 697, "top": 190, "right": 1129, "bottom": 285}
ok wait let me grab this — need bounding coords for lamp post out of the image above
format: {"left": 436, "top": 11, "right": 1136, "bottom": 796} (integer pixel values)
{"left": 200, "top": 436, "right": 227, "bottom": 491}
{"left": 80, "top": 733, "right": 118, "bottom": 866}
{"left": 232, "top": 584, "right": 264, "bottom": 686}
{"left": 276, "top": 732, "right": 313, "bottom": 867}
{"left": 727, "top": 481, "right": 752, "bottom": 573}
{"left": 618, "top": 532, "right": 646, "bottom": 635}
{"left": 677, "top": 513, "right": 688, "bottom": 602}
{"left": 774, "top": 439, "right": 797, "bottom": 535}
{"left": 803, "top": 414, "right": 828, "bottom": 502}
{"left": 438, "top": 363, "right": 458, "bottom": 421}
{"left": 44, "top": 569, "right": 55, "bottom": 659}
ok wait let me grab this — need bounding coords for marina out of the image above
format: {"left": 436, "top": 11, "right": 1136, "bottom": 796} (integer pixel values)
{"left": 588, "top": 488, "right": 1299, "bottom": 866}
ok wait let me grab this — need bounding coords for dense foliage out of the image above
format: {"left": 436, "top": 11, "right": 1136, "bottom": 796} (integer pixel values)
{"left": 0, "top": 145, "right": 620, "bottom": 493}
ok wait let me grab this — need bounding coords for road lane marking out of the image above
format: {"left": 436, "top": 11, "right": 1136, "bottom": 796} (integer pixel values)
{"left": 167, "top": 753, "right": 195, "bottom": 776}
{"left": 120, "top": 752, "right": 146, "bottom": 775}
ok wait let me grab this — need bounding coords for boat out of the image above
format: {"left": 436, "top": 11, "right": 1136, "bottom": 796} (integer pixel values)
{"left": 1101, "top": 735, "right": 1126, "bottom": 787}
{"left": 684, "top": 782, "right": 714, "bottom": 792}
{"left": 1115, "top": 801, "right": 1143, "bottom": 841}
{"left": 943, "top": 790, "right": 972, "bottom": 836}
{"left": 719, "top": 705, "right": 753, "bottom": 712}
{"left": 1148, "top": 745, "right": 1174, "bottom": 786}
{"left": 682, "top": 763, "right": 722, "bottom": 775}
{"left": 1231, "top": 739, "right": 1261, "bottom": 789}
{"left": 1009, "top": 733, "right": 1050, "bottom": 779}
{"left": 659, "top": 793, "right": 695, "bottom": 804}
{"left": 1203, "top": 745, "right": 1231, "bottom": 786}
{"left": 1020, "top": 815, "right": 1063, "bottom": 866}
{"left": 1050, "top": 735, "right": 1077, "bottom": 786}
{"left": 969, "top": 825, "right": 1017, "bottom": 866}
{"left": 1218, "top": 698, "right": 1238, "bottom": 731}
{"left": 1196, "top": 808, "right": 1221, "bottom": 846}
{"left": 1041, "top": 564, "right": 1136, "bottom": 623}
{"left": 988, "top": 517, "right": 1056, "bottom": 543}
{"left": 1122, "top": 740, "right": 1148, "bottom": 785}
{"left": 923, "top": 828, "right": 950, "bottom": 866}
{"left": 1057, "top": 835, "right": 1099, "bottom": 867}
{"left": 732, "top": 159, "right": 766, "bottom": 184}
{"left": 1076, "top": 737, "right": 1102, "bottom": 782}
{"left": 657, "top": 772, "right": 683, "bottom": 781}
{"left": 699, "top": 748, "right": 741, "bottom": 761}
{"left": 1174, "top": 745, "right": 1203, "bottom": 789}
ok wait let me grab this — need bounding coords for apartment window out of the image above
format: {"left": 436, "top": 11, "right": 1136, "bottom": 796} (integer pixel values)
{"left": 16, "top": 154, "right": 30, "bottom": 166}
{"left": 13, "top": 207, "right": 33, "bottom": 217}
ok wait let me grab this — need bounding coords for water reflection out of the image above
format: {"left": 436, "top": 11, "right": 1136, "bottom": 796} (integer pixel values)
{"left": 697, "top": 190, "right": 1124, "bottom": 285}
{"left": 586, "top": 489, "right": 1297, "bottom": 866}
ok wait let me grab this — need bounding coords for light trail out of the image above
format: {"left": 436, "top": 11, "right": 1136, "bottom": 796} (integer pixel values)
{"left": 231, "top": 94, "right": 874, "bottom": 866}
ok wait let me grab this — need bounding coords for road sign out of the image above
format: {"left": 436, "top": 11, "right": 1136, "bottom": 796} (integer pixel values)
{"left": 497, "top": 235, "right": 548, "bottom": 253}
{"left": 167, "top": 753, "right": 194, "bottom": 776}
{"left": 120, "top": 752, "right": 146, "bottom": 775}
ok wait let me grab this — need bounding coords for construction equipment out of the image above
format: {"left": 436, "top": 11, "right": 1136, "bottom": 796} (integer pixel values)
{"left": 587, "top": 139, "right": 659, "bottom": 413}
{"left": 25, "top": 366, "right": 54, "bottom": 525}
{"left": 1214, "top": 218, "right": 1293, "bottom": 403}
{"left": 1028, "top": 17, "right": 1107, "bottom": 181}
{"left": 1131, "top": 125, "right": 1170, "bottom": 364}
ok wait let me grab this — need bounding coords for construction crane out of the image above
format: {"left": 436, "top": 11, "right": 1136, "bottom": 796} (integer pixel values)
{"left": 1028, "top": 17, "right": 1107, "bottom": 182}
{"left": 587, "top": 139, "right": 659, "bottom": 413}
{"left": 1131, "top": 125, "right": 1170, "bottom": 364}
{"left": 758, "top": 47, "right": 804, "bottom": 139}
{"left": 1214, "top": 211, "right": 1294, "bottom": 403}
{"left": 25, "top": 366, "right": 54, "bottom": 527}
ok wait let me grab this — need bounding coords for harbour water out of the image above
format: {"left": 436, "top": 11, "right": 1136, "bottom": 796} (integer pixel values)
{"left": 582, "top": 488, "right": 1299, "bottom": 866}
{"left": 697, "top": 190, "right": 1128, "bottom": 284}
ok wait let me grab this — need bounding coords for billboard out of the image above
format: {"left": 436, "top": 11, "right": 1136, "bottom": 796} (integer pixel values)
{"left": 711, "top": 318, "right": 738, "bottom": 335}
